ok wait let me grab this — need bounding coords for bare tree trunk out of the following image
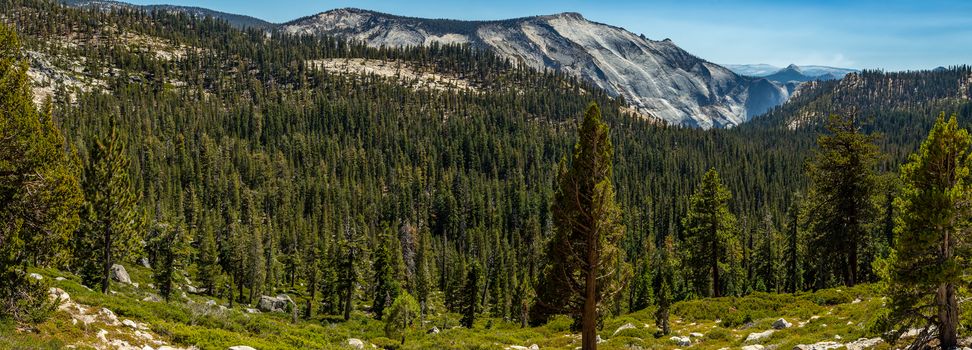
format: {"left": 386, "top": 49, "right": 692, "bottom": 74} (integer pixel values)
{"left": 937, "top": 283, "right": 958, "bottom": 349}
{"left": 582, "top": 235, "right": 598, "bottom": 350}
{"left": 712, "top": 240, "right": 720, "bottom": 298}
{"left": 101, "top": 222, "right": 112, "bottom": 294}
{"left": 848, "top": 240, "right": 857, "bottom": 286}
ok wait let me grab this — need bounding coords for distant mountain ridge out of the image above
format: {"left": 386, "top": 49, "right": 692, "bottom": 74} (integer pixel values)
{"left": 279, "top": 8, "right": 791, "bottom": 128}
{"left": 726, "top": 63, "right": 858, "bottom": 83}
{"left": 61, "top": 2, "right": 800, "bottom": 127}
{"left": 61, "top": 0, "right": 275, "bottom": 29}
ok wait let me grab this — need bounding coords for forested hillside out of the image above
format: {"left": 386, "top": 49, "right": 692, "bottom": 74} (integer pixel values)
{"left": 2, "top": 0, "right": 972, "bottom": 349}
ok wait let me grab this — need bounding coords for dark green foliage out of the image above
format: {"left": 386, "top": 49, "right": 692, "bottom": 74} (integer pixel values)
{"left": 373, "top": 230, "right": 402, "bottom": 320}
{"left": 653, "top": 236, "right": 675, "bottom": 336}
{"left": 804, "top": 115, "right": 880, "bottom": 288}
{"left": 883, "top": 114, "right": 972, "bottom": 349}
{"left": 0, "top": 22, "right": 82, "bottom": 322}
{"left": 682, "top": 169, "right": 740, "bottom": 298}
{"left": 148, "top": 219, "right": 191, "bottom": 301}
{"left": 460, "top": 261, "right": 481, "bottom": 328}
{"left": 74, "top": 127, "right": 142, "bottom": 294}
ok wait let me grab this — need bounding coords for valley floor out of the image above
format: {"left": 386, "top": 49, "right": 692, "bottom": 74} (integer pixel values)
{"left": 0, "top": 264, "right": 938, "bottom": 350}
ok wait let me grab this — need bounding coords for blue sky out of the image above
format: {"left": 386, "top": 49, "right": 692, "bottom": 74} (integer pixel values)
{"left": 126, "top": 0, "right": 972, "bottom": 71}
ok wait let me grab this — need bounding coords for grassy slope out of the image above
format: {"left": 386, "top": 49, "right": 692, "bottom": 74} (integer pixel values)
{"left": 1, "top": 265, "right": 891, "bottom": 350}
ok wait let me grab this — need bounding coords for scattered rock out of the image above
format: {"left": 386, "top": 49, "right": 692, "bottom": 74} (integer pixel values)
{"left": 257, "top": 294, "right": 294, "bottom": 313}
{"left": 206, "top": 300, "right": 217, "bottom": 307}
{"left": 48, "top": 287, "right": 70, "bottom": 305}
{"left": 245, "top": 308, "right": 261, "bottom": 314}
{"left": 773, "top": 318, "right": 792, "bottom": 329}
{"left": 110, "top": 264, "right": 131, "bottom": 284}
{"left": 347, "top": 338, "right": 364, "bottom": 349}
{"left": 742, "top": 345, "right": 765, "bottom": 350}
{"left": 852, "top": 298, "right": 861, "bottom": 304}
{"left": 55, "top": 276, "right": 66, "bottom": 281}
{"left": 98, "top": 307, "right": 119, "bottom": 325}
{"left": 427, "top": 326, "right": 440, "bottom": 334}
{"left": 793, "top": 341, "right": 843, "bottom": 350}
{"left": 228, "top": 346, "right": 256, "bottom": 350}
{"left": 122, "top": 319, "right": 139, "bottom": 329}
{"left": 834, "top": 335, "right": 842, "bottom": 340}
{"left": 29, "top": 273, "right": 43, "bottom": 280}
{"left": 690, "top": 332, "right": 704, "bottom": 338}
{"left": 845, "top": 338, "right": 883, "bottom": 350}
{"left": 186, "top": 285, "right": 198, "bottom": 294}
{"left": 671, "top": 336, "right": 691, "bottom": 346}
{"left": 142, "top": 294, "right": 162, "bottom": 302}
{"left": 97, "top": 329, "right": 109, "bottom": 343}
{"left": 613, "top": 322, "right": 637, "bottom": 336}
{"left": 746, "top": 329, "right": 775, "bottom": 342}
{"left": 139, "top": 257, "right": 151, "bottom": 268}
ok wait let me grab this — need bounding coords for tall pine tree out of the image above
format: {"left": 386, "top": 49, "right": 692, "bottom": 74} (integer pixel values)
{"left": 682, "top": 168, "right": 739, "bottom": 298}
{"left": 534, "top": 103, "right": 628, "bottom": 350}
{"left": 884, "top": 114, "right": 972, "bottom": 349}
{"left": 75, "top": 127, "right": 141, "bottom": 294}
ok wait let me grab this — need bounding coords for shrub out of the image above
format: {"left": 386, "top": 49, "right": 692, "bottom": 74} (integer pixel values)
{"left": 0, "top": 271, "right": 58, "bottom": 323}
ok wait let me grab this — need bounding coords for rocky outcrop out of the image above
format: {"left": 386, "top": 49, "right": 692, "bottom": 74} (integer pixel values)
{"left": 773, "top": 318, "right": 792, "bottom": 329}
{"left": 745, "top": 329, "right": 775, "bottom": 342}
{"left": 257, "top": 294, "right": 294, "bottom": 313}
{"left": 110, "top": 264, "right": 131, "bottom": 284}
{"left": 347, "top": 338, "right": 364, "bottom": 349}
{"left": 613, "top": 322, "right": 637, "bottom": 336}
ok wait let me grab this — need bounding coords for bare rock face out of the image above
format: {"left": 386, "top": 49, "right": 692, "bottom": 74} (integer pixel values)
{"left": 281, "top": 9, "right": 789, "bottom": 128}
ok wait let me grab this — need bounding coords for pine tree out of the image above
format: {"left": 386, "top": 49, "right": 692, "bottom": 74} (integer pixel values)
{"left": 373, "top": 229, "right": 401, "bottom": 320}
{"left": 197, "top": 219, "right": 222, "bottom": 296}
{"left": 0, "top": 24, "right": 82, "bottom": 321}
{"left": 149, "top": 219, "right": 190, "bottom": 302}
{"left": 653, "top": 235, "right": 676, "bottom": 336}
{"left": 385, "top": 291, "right": 420, "bottom": 345}
{"left": 682, "top": 168, "right": 739, "bottom": 298}
{"left": 460, "top": 261, "right": 481, "bottom": 328}
{"left": 783, "top": 195, "right": 804, "bottom": 293}
{"left": 414, "top": 227, "right": 432, "bottom": 321}
{"left": 75, "top": 127, "right": 141, "bottom": 294}
{"left": 805, "top": 114, "right": 879, "bottom": 287}
{"left": 883, "top": 114, "right": 972, "bottom": 349}
{"left": 534, "top": 103, "right": 628, "bottom": 350}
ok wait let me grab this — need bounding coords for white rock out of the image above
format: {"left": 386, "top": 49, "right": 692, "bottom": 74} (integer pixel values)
{"left": 122, "top": 319, "right": 139, "bottom": 329}
{"left": 852, "top": 298, "right": 861, "bottom": 304}
{"left": 613, "top": 322, "right": 637, "bottom": 336}
{"left": 427, "top": 326, "right": 440, "bottom": 334}
{"left": 110, "top": 264, "right": 131, "bottom": 284}
{"left": 508, "top": 346, "right": 529, "bottom": 350}
{"left": 845, "top": 338, "right": 883, "bottom": 350}
{"left": 529, "top": 345, "right": 539, "bottom": 350}
{"left": 29, "top": 273, "right": 43, "bottom": 280}
{"left": 834, "top": 335, "right": 842, "bottom": 340}
{"left": 742, "top": 345, "right": 765, "bottom": 350}
{"left": 97, "top": 329, "right": 109, "bottom": 343}
{"left": 690, "top": 332, "right": 704, "bottom": 338}
{"left": 99, "top": 307, "right": 119, "bottom": 325}
{"left": 245, "top": 308, "right": 261, "bottom": 314}
{"left": 670, "top": 336, "right": 691, "bottom": 346}
{"left": 347, "top": 338, "right": 364, "bottom": 349}
{"left": 745, "top": 329, "right": 775, "bottom": 342}
{"left": 773, "top": 318, "right": 792, "bottom": 329}
{"left": 257, "top": 294, "right": 294, "bottom": 313}
{"left": 793, "top": 341, "right": 843, "bottom": 350}
{"left": 55, "top": 276, "right": 66, "bottom": 281}
{"left": 143, "top": 294, "right": 162, "bottom": 302}
{"left": 228, "top": 347, "right": 256, "bottom": 350}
